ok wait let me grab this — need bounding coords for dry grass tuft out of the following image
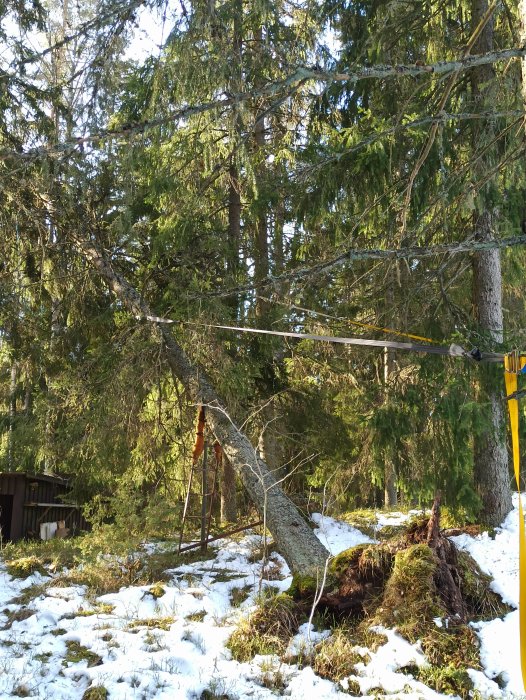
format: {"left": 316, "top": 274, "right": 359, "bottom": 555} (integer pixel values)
{"left": 2, "top": 607, "right": 35, "bottom": 630}
{"left": 5, "top": 556, "right": 46, "bottom": 579}
{"left": 229, "top": 584, "right": 252, "bottom": 608}
{"left": 63, "top": 641, "right": 102, "bottom": 667}
{"left": 227, "top": 593, "right": 302, "bottom": 662}
{"left": 82, "top": 687, "right": 108, "bottom": 700}
{"left": 127, "top": 616, "right": 175, "bottom": 631}
{"left": 311, "top": 628, "right": 368, "bottom": 682}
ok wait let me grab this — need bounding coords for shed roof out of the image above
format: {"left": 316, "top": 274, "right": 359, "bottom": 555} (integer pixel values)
{"left": 0, "top": 472, "right": 70, "bottom": 486}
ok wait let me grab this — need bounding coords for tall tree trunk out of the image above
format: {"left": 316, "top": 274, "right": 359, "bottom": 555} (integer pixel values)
{"left": 226, "top": 0, "right": 243, "bottom": 314}
{"left": 521, "top": 0, "right": 526, "bottom": 101}
{"left": 257, "top": 425, "right": 281, "bottom": 479}
{"left": 471, "top": 0, "right": 511, "bottom": 525}
{"left": 252, "top": 27, "right": 281, "bottom": 476}
{"left": 222, "top": 158, "right": 241, "bottom": 523}
{"left": 219, "top": 0, "right": 244, "bottom": 524}
{"left": 227, "top": 160, "right": 241, "bottom": 298}
{"left": 383, "top": 348, "right": 398, "bottom": 508}
{"left": 221, "top": 163, "right": 241, "bottom": 523}
{"left": 23, "top": 383, "right": 32, "bottom": 417}
{"left": 253, "top": 23, "right": 270, "bottom": 322}
{"left": 383, "top": 277, "right": 398, "bottom": 507}
{"left": 8, "top": 361, "right": 17, "bottom": 470}
{"left": 43, "top": 0, "right": 72, "bottom": 476}
{"left": 71, "top": 232, "right": 330, "bottom": 576}
{"left": 254, "top": 110, "right": 270, "bottom": 320}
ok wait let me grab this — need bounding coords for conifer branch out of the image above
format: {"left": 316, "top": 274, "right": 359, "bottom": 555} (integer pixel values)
{"left": 1, "top": 46, "right": 525, "bottom": 162}
{"left": 195, "top": 235, "right": 526, "bottom": 299}
{"left": 6, "top": 0, "right": 146, "bottom": 69}
{"left": 297, "top": 109, "right": 525, "bottom": 177}
{"left": 400, "top": 0, "right": 499, "bottom": 237}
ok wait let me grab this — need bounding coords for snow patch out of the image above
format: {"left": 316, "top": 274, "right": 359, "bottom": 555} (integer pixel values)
{"left": 311, "top": 512, "right": 373, "bottom": 554}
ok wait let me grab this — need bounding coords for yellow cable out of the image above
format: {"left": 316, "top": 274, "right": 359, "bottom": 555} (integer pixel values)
{"left": 260, "top": 296, "right": 436, "bottom": 344}
{"left": 346, "top": 318, "right": 435, "bottom": 344}
{"left": 504, "top": 354, "right": 526, "bottom": 691}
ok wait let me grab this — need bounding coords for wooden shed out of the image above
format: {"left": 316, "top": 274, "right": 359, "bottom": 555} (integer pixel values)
{"left": 0, "top": 472, "right": 88, "bottom": 542}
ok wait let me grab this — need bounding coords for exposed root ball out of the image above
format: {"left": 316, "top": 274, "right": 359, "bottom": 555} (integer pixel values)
{"left": 314, "top": 496, "right": 511, "bottom": 682}
{"left": 372, "top": 544, "right": 444, "bottom": 639}
{"left": 321, "top": 496, "right": 506, "bottom": 628}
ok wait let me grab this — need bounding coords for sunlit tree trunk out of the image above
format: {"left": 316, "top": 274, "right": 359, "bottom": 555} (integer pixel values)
{"left": 8, "top": 362, "right": 17, "bottom": 470}
{"left": 521, "top": 0, "right": 526, "bottom": 99}
{"left": 219, "top": 0, "right": 244, "bottom": 524}
{"left": 252, "top": 24, "right": 283, "bottom": 478}
{"left": 221, "top": 455, "right": 237, "bottom": 523}
{"left": 471, "top": 0, "right": 511, "bottom": 525}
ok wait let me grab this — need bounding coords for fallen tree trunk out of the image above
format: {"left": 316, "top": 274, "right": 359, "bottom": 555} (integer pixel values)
{"left": 71, "top": 233, "right": 330, "bottom": 577}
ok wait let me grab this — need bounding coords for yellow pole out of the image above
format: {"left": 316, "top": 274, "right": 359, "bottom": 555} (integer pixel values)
{"left": 504, "top": 354, "right": 526, "bottom": 690}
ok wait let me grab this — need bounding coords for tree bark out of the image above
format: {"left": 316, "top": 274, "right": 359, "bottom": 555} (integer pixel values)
{"left": 219, "top": 2, "right": 243, "bottom": 524}
{"left": 521, "top": 0, "right": 526, "bottom": 104}
{"left": 257, "top": 421, "right": 282, "bottom": 480}
{"left": 252, "top": 27, "right": 281, "bottom": 475}
{"left": 383, "top": 330, "right": 397, "bottom": 507}
{"left": 8, "top": 362, "right": 17, "bottom": 470}
{"left": 470, "top": 0, "right": 511, "bottom": 525}
{"left": 71, "top": 233, "right": 330, "bottom": 576}
{"left": 384, "top": 461, "right": 397, "bottom": 508}
{"left": 472, "top": 213, "right": 510, "bottom": 524}
{"left": 226, "top": 0, "right": 243, "bottom": 311}
{"left": 253, "top": 24, "right": 270, "bottom": 320}
{"left": 227, "top": 160, "right": 241, "bottom": 293}
{"left": 221, "top": 163, "right": 242, "bottom": 523}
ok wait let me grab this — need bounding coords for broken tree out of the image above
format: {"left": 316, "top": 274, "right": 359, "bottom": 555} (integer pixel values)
{"left": 70, "top": 232, "right": 330, "bottom": 577}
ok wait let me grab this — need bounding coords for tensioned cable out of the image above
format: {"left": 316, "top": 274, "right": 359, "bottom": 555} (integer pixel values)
{"left": 195, "top": 323, "right": 505, "bottom": 362}
{"left": 256, "top": 296, "right": 436, "bottom": 344}
{"left": 141, "top": 312, "right": 505, "bottom": 363}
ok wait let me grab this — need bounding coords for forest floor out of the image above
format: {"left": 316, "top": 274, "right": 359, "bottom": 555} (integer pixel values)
{"left": 0, "top": 497, "right": 522, "bottom": 700}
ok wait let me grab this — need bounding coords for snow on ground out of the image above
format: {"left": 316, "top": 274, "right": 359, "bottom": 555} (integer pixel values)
{"left": 311, "top": 512, "right": 373, "bottom": 554}
{"left": 450, "top": 492, "right": 525, "bottom": 697}
{"left": 375, "top": 509, "right": 429, "bottom": 529}
{"left": 450, "top": 493, "right": 524, "bottom": 609}
{"left": 0, "top": 501, "right": 522, "bottom": 699}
